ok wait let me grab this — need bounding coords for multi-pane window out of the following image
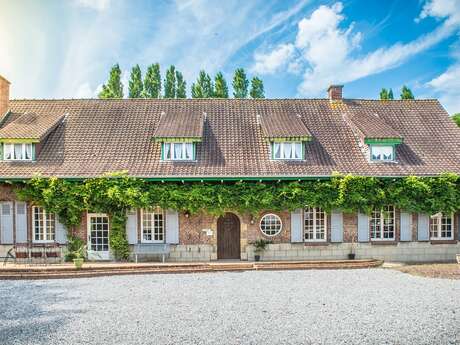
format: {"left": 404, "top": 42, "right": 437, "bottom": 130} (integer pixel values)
{"left": 370, "top": 205, "right": 395, "bottom": 240}
{"left": 370, "top": 145, "right": 394, "bottom": 162}
{"left": 142, "top": 208, "right": 165, "bottom": 243}
{"left": 304, "top": 207, "right": 326, "bottom": 242}
{"left": 272, "top": 142, "right": 303, "bottom": 160}
{"left": 260, "top": 214, "right": 282, "bottom": 236}
{"left": 32, "top": 206, "right": 55, "bottom": 242}
{"left": 163, "top": 142, "right": 194, "bottom": 161}
{"left": 430, "top": 213, "right": 453, "bottom": 240}
{"left": 3, "top": 143, "right": 33, "bottom": 161}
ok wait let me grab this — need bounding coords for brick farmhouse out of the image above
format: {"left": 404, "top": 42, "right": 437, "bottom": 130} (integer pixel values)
{"left": 0, "top": 74, "right": 459, "bottom": 262}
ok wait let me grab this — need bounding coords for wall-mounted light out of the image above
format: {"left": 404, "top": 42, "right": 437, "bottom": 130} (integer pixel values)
{"left": 250, "top": 216, "right": 255, "bottom": 225}
{"left": 184, "top": 211, "right": 190, "bottom": 218}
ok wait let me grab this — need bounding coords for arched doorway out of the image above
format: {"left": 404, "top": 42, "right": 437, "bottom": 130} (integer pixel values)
{"left": 217, "top": 213, "right": 241, "bottom": 259}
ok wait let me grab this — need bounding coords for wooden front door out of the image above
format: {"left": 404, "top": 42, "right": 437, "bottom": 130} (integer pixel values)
{"left": 217, "top": 213, "right": 240, "bottom": 259}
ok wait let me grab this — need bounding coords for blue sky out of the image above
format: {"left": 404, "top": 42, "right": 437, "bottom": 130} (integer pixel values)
{"left": 0, "top": 0, "right": 459, "bottom": 113}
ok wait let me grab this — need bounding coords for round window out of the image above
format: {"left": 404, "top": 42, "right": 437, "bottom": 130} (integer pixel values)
{"left": 259, "top": 214, "right": 282, "bottom": 236}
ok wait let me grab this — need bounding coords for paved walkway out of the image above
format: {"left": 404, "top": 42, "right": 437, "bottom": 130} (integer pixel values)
{"left": 0, "top": 259, "right": 382, "bottom": 279}
{"left": 1, "top": 269, "right": 458, "bottom": 345}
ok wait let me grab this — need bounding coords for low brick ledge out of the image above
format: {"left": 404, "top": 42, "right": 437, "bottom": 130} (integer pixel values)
{"left": 0, "top": 259, "right": 383, "bottom": 280}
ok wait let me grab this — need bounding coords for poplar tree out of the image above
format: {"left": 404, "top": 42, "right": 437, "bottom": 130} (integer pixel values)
{"left": 98, "top": 63, "right": 123, "bottom": 99}
{"left": 380, "top": 88, "right": 389, "bottom": 100}
{"left": 176, "top": 71, "right": 187, "bottom": 98}
{"left": 191, "top": 70, "right": 213, "bottom": 98}
{"left": 452, "top": 113, "right": 460, "bottom": 127}
{"left": 164, "top": 65, "right": 176, "bottom": 98}
{"left": 143, "top": 63, "right": 161, "bottom": 98}
{"left": 214, "top": 72, "right": 229, "bottom": 98}
{"left": 388, "top": 88, "right": 394, "bottom": 100}
{"left": 128, "top": 64, "right": 143, "bottom": 98}
{"left": 400, "top": 85, "right": 414, "bottom": 99}
{"left": 249, "top": 77, "right": 265, "bottom": 99}
{"left": 232, "top": 68, "right": 249, "bottom": 98}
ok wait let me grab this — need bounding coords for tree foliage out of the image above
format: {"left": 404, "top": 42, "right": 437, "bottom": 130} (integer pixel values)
{"left": 143, "top": 63, "right": 161, "bottom": 98}
{"left": 400, "top": 85, "right": 414, "bottom": 99}
{"left": 250, "top": 77, "right": 265, "bottom": 99}
{"left": 98, "top": 63, "right": 124, "bottom": 99}
{"left": 380, "top": 88, "right": 394, "bottom": 100}
{"left": 191, "top": 70, "right": 213, "bottom": 98}
{"left": 452, "top": 113, "right": 460, "bottom": 127}
{"left": 214, "top": 72, "right": 229, "bottom": 98}
{"left": 164, "top": 65, "right": 176, "bottom": 98}
{"left": 176, "top": 71, "right": 187, "bottom": 98}
{"left": 232, "top": 68, "right": 249, "bottom": 98}
{"left": 128, "top": 64, "right": 143, "bottom": 98}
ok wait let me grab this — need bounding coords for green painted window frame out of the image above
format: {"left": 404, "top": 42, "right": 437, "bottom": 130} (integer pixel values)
{"left": 161, "top": 142, "right": 196, "bottom": 161}
{"left": 0, "top": 142, "right": 36, "bottom": 161}
{"left": 271, "top": 141, "right": 304, "bottom": 160}
{"left": 369, "top": 144, "right": 396, "bottom": 162}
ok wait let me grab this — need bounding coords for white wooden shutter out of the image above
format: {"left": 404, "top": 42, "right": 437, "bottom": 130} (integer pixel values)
{"left": 330, "top": 210, "right": 343, "bottom": 242}
{"left": 15, "top": 202, "right": 28, "bottom": 243}
{"left": 126, "top": 210, "right": 138, "bottom": 244}
{"left": 55, "top": 215, "right": 68, "bottom": 244}
{"left": 417, "top": 214, "right": 429, "bottom": 241}
{"left": 290, "top": 209, "right": 303, "bottom": 243}
{"left": 357, "top": 212, "right": 369, "bottom": 242}
{"left": 0, "top": 202, "right": 13, "bottom": 244}
{"left": 165, "top": 210, "right": 179, "bottom": 244}
{"left": 400, "top": 212, "right": 412, "bottom": 241}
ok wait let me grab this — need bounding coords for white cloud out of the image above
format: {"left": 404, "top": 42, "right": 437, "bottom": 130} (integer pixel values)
{"left": 426, "top": 63, "right": 460, "bottom": 114}
{"left": 252, "top": 44, "right": 295, "bottom": 75}
{"left": 251, "top": 0, "right": 460, "bottom": 97}
{"left": 74, "top": 0, "right": 111, "bottom": 11}
{"left": 75, "top": 82, "right": 94, "bottom": 98}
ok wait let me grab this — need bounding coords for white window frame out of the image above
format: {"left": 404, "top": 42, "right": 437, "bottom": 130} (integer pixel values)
{"left": 272, "top": 142, "right": 303, "bottom": 160}
{"left": 370, "top": 205, "right": 395, "bottom": 241}
{"left": 163, "top": 142, "right": 194, "bottom": 161}
{"left": 303, "top": 207, "right": 327, "bottom": 242}
{"left": 259, "top": 213, "right": 283, "bottom": 237}
{"left": 430, "top": 213, "right": 454, "bottom": 240}
{"left": 32, "top": 206, "right": 55, "bottom": 243}
{"left": 369, "top": 145, "right": 394, "bottom": 162}
{"left": 3, "top": 143, "right": 33, "bottom": 161}
{"left": 141, "top": 208, "right": 165, "bottom": 243}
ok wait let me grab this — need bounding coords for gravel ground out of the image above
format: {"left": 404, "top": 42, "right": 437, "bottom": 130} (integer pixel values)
{"left": 0, "top": 269, "right": 459, "bottom": 345}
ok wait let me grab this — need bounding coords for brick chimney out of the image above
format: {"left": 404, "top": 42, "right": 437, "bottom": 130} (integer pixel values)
{"left": 0, "top": 75, "right": 10, "bottom": 116}
{"left": 327, "top": 85, "right": 343, "bottom": 101}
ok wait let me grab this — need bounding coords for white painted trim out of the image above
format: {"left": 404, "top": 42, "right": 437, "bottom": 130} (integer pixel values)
{"left": 87, "top": 213, "right": 110, "bottom": 260}
{"left": 3, "top": 143, "right": 33, "bottom": 161}
{"left": 31, "top": 206, "right": 55, "bottom": 243}
{"left": 163, "top": 142, "right": 194, "bottom": 161}
{"left": 370, "top": 206, "right": 396, "bottom": 241}
{"left": 259, "top": 213, "right": 283, "bottom": 237}
{"left": 303, "top": 207, "right": 327, "bottom": 242}
{"left": 429, "top": 213, "right": 454, "bottom": 240}
{"left": 140, "top": 208, "right": 165, "bottom": 244}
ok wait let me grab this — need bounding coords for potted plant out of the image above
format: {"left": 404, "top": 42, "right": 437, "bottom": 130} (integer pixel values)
{"left": 253, "top": 239, "right": 271, "bottom": 262}
{"left": 348, "top": 234, "right": 356, "bottom": 260}
{"left": 71, "top": 245, "right": 86, "bottom": 270}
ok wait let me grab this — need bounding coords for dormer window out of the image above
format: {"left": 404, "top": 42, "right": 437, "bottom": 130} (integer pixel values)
{"left": 272, "top": 142, "right": 303, "bottom": 160}
{"left": 370, "top": 145, "right": 394, "bottom": 162}
{"left": 3, "top": 143, "right": 34, "bottom": 161}
{"left": 162, "top": 142, "right": 195, "bottom": 161}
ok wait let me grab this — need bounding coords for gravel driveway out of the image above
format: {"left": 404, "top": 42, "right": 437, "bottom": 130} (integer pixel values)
{"left": 0, "top": 269, "right": 459, "bottom": 345}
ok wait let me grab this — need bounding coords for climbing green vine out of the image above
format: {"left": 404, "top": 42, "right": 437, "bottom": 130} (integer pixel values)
{"left": 12, "top": 171, "right": 460, "bottom": 260}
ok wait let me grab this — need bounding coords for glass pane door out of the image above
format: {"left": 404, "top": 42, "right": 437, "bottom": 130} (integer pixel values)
{"left": 87, "top": 214, "right": 110, "bottom": 260}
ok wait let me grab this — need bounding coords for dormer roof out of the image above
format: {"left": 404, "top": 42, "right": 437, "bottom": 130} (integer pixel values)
{"left": 152, "top": 107, "right": 204, "bottom": 142}
{"left": 259, "top": 111, "right": 312, "bottom": 142}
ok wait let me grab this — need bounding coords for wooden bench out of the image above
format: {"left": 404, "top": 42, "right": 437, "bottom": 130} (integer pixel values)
{"left": 132, "top": 244, "right": 170, "bottom": 263}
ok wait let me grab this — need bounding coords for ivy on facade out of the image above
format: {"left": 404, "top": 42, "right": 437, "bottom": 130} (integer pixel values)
{"left": 12, "top": 172, "right": 460, "bottom": 260}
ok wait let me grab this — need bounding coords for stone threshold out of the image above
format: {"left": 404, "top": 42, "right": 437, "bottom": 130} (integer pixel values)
{"left": 0, "top": 259, "right": 383, "bottom": 280}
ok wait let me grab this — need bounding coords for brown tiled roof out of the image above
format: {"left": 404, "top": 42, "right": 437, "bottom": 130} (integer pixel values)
{"left": 344, "top": 106, "right": 402, "bottom": 140}
{"left": 152, "top": 106, "right": 204, "bottom": 141}
{"left": 0, "top": 98, "right": 459, "bottom": 179}
{"left": 0, "top": 110, "right": 65, "bottom": 141}
{"left": 260, "top": 109, "right": 311, "bottom": 140}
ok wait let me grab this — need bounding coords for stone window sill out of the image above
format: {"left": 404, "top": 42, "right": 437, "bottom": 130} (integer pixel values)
{"left": 430, "top": 240, "right": 458, "bottom": 245}
{"left": 370, "top": 241, "right": 398, "bottom": 246}
{"left": 304, "top": 242, "right": 329, "bottom": 247}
